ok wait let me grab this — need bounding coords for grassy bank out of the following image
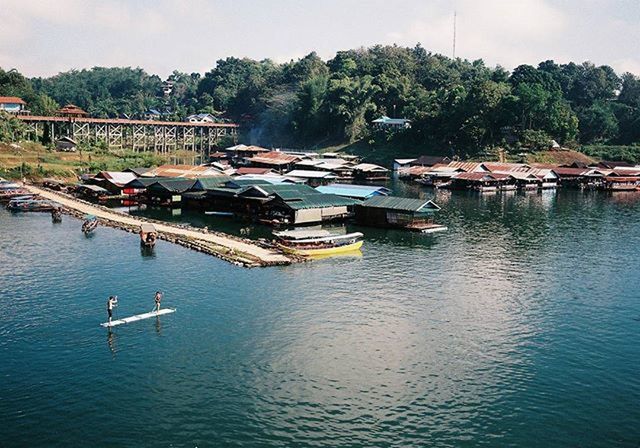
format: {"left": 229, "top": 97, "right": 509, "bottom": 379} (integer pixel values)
{"left": 0, "top": 142, "right": 202, "bottom": 181}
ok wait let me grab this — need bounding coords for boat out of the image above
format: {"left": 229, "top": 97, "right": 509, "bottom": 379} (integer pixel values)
{"left": 0, "top": 183, "right": 32, "bottom": 201}
{"left": 6, "top": 198, "right": 58, "bottom": 212}
{"left": 82, "top": 215, "right": 98, "bottom": 234}
{"left": 100, "top": 308, "right": 176, "bottom": 328}
{"left": 139, "top": 223, "right": 158, "bottom": 247}
{"left": 204, "top": 211, "right": 234, "bottom": 217}
{"left": 51, "top": 208, "right": 63, "bottom": 222}
{"left": 274, "top": 229, "right": 364, "bottom": 256}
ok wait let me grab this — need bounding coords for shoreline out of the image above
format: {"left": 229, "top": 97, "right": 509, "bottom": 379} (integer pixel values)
{"left": 24, "top": 185, "right": 297, "bottom": 268}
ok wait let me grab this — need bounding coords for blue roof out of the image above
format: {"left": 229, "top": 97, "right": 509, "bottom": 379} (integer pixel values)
{"left": 315, "top": 184, "right": 391, "bottom": 200}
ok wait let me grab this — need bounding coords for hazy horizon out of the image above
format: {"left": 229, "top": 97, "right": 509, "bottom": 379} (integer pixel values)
{"left": 1, "top": 0, "right": 639, "bottom": 78}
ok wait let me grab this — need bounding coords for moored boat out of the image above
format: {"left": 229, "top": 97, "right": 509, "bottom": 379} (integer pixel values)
{"left": 82, "top": 215, "right": 98, "bottom": 234}
{"left": 139, "top": 223, "right": 158, "bottom": 247}
{"left": 7, "top": 198, "right": 58, "bottom": 212}
{"left": 274, "top": 230, "right": 363, "bottom": 257}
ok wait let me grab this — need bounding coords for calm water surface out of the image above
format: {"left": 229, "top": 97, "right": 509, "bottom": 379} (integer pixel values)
{"left": 1, "top": 186, "right": 640, "bottom": 447}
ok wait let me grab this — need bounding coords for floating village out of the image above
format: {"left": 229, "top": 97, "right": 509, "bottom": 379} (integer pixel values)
{"left": 3, "top": 96, "right": 640, "bottom": 267}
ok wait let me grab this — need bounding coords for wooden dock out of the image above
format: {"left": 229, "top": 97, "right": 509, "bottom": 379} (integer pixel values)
{"left": 25, "top": 185, "right": 293, "bottom": 268}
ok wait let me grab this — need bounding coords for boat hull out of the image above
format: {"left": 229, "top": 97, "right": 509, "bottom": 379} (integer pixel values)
{"left": 278, "top": 240, "right": 363, "bottom": 256}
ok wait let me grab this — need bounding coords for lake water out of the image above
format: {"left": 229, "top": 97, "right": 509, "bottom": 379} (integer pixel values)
{"left": 1, "top": 186, "right": 640, "bottom": 447}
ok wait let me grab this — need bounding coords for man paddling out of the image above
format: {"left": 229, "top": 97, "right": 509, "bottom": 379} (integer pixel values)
{"left": 107, "top": 295, "right": 118, "bottom": 324}
{"left": 154, "top": 291, "right": 163, "bottom": 312}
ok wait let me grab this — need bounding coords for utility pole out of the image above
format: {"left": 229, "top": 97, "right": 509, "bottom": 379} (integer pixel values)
{"left": 452, "top": 10, "right": 457, "bottom": 59}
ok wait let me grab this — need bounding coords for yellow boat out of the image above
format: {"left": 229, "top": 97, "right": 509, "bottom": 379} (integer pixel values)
{"left": 274, "top": 230, "right": 364, "bottom": 257}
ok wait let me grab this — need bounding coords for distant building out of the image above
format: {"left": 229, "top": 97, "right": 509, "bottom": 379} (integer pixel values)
{"left": 57, "top": 104, "right": 89, "bottom": 118}
{"left": 0, "top": 96, "right": 28, "bottom": 114}
{"left": 144, "top": 109, "right": 162, "bottom": 120}
{"left": 372, "top": 115, "right": 411, "bottom": 130}
{"left": 187, "top": 113, "right": 218, "bottom": 123}
{"left": 55, "top": 136, "right": 78, "bottom": 152}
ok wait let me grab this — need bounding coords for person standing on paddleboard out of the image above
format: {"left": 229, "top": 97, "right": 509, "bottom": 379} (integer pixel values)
{"left": 154, "top": 291, "right": 162, "bottom": 312}
{"left": 107, "top": 296, "right": 118, "bottom": 324}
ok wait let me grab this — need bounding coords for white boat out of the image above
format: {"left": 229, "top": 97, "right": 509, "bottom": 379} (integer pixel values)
{"left": 100, "top": 308, "right": 176, "bottom": 327}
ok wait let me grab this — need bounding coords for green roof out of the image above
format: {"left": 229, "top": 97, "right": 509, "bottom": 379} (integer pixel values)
{"left": 359, "top": 196, "right": 440, "bottom": 212}
{"left": 192, "top": 176, "right": 234, "bottom": 190}
{"left": 283, "top": 193, "right": 359, "bottom": 210}
{"left": 147, "top": 179, "right": 196, "bottom": 193}
{"left": 227, "top": 178, "right": 274, "bottom": 187}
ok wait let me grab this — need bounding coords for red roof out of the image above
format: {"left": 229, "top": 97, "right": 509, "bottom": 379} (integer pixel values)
{"left": 0, "top": 96, "right": 26, "bottom": 105}
{"left": 248, "top": 151, "right": 301, "bottom": 166}
{"left": 58, "top": 104, "right": 88, "bottom": 116}
{"left": 554, "top": 167, "right": 589, "bottom": 176}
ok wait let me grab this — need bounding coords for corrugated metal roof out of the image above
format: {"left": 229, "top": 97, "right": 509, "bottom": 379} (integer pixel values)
{"left": 147, "top": 179, "right": 196, "bottom": 193}
{"left": 192, "top": 176, "right": 234, "bottom": 190}
{"left": 446, "top": 161, "right": 484, "bottom": 172}
{"left": 283, "top": 193, "right": 358, "bottom": 210}
{"left": 286, "top": 170, "right": 337, "bottom": 179}
{"left": 315, "top": 184, "right": 390, "bottom": 199}
{"left": 352, "top": 163, "right": 388, "bottom": 172}
{"left": 96, "top": 171, "right": 137, "bottom": 186}
{"left": 359, "top": 196, "right": 440, "bottom": 212}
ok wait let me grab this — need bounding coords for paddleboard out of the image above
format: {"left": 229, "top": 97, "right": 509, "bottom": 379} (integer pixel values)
{"left": 100, "top": 308, "right": 176, "bottom": 327}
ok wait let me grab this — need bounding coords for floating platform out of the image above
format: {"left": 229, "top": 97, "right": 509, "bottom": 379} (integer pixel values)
{"left": 100, "top": 308, "right": 176, "bottom": 328}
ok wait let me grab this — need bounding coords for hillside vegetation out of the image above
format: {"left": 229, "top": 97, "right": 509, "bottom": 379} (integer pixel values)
{"left": 2, "top": 44, "right": 640, "bottom": 160}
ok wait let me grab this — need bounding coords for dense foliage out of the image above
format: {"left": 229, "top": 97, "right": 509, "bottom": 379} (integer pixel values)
{"left": 2, "top": 45, "right": 640, "bottom": 158}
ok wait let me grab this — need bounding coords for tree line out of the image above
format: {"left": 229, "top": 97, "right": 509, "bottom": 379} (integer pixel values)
{"left": 2, "top": 44, "right": 640, "bottom": 158}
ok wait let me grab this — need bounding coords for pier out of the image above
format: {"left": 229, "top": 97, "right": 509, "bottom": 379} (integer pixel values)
{"left": 17, "top": 116, "right": 239, "bottom": 155}
{"left": 25, "top": 185, "right": 293, "bottom": 268}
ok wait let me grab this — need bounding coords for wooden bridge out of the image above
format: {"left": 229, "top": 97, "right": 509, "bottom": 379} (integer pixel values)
{"left": 17, "top": 115, "right": 239, "bottom": 154}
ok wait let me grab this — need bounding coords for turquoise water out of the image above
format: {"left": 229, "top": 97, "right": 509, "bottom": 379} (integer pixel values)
{"left": 1, "top": 189, "right": 640, "bottom": 447}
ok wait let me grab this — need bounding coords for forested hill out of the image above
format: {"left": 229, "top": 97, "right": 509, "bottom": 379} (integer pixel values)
{"left": 2, "top": 44, "right": 640, "bottom": 159}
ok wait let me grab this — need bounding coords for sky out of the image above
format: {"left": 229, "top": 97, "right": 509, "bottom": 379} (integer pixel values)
{"left": 1, "top": 0, "right": 639, "bottom": 78}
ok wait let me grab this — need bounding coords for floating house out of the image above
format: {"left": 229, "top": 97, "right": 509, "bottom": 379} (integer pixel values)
{"left": 224, "top": 144, "right": 269, "bottom": 164}
{"left": 245, "top": 151, "right": 301, "bottom": 173}
{"left": 235, "top": 167, "right": 275, "bottom": 175}
{"left": 237, "top": 184, "right": 357, "bottom": 225}
{"left": 76, "top": 184, "right": 111, "bottom": 201}
{"left": 450, "top": 172, "right": 513, "bottom": 192}
{"left": 145, "top": 179, "right": 197, "bottom": 205}
{"left": 352, "top": 163, "right": 389, "bottom": 181}
{"left": 393, "top": 158, "right": 417, "bottom": 173}
{"left": 0, "top": 96, "right": 28, "bottom": 114}
{"left": 601, "top": 174, "right": 640, "bottom": 191}
{"left": 354, "top": 196, "right": 444, "bottom": 232}
{"left": 284, "top": 170, "right": 337, "bottom": 186}
{"left": 315, "top": 184, "right": 391, "bottom": 200}
{"left": 92, "top": 171, "right": 137, "bottom": 195}
{"left": 142, "top": 164, "right": 224, "bottom": 178}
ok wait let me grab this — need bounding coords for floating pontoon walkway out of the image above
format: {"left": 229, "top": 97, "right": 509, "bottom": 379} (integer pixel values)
{"left": 100, "top": 308, "right": 176, "bottom": 327}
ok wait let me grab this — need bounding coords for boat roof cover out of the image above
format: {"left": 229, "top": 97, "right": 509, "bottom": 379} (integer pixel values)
{"left": 140, "top": 223, "right": 157, "bottom": 233}
{"left": 274, "top": 229, "right": 333, "bottom": 239}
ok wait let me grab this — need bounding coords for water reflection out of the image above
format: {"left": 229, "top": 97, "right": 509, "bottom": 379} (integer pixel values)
{"left": 107, "top": 329, "right": 116, "bottom": 357}
{"left": 140, "top": 245, "right": 156, "bottom": 258}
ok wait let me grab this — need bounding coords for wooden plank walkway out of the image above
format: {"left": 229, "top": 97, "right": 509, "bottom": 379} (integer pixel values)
{"left": 25, "top": 185, "right": 292, "bottom": 267}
